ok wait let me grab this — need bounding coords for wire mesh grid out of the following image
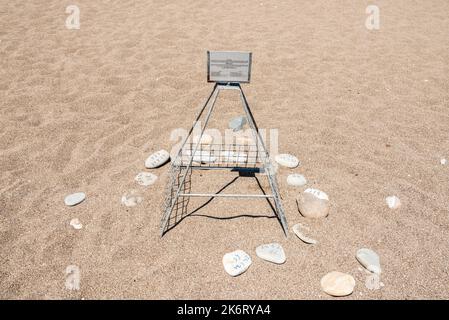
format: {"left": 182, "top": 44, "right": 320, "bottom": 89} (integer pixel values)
{"left": 178, "top": 142, "right": 266, "bottom": 168}
{"left": 161, "top": 163, "right": 192, "bottom": 234}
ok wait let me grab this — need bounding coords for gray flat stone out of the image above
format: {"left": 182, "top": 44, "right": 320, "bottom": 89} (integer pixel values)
{"left": 64, "top": 192, "right": 86, "bottom": 206}
{"left": 229, "top": 116, "right": 247, "bottom": 131}
{"left": 255, "top": 243, "right": 286, "bottom": 264}
{"left": 356, "top": 248, "right": 381, "bottom": 274}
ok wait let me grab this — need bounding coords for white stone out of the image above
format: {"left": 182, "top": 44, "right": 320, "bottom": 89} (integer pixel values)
{"left": 69, "top": 218, "right": 83, "bottom": 230}
{"left": 297, "top": 189, "right": 330, "bottom": 218}
{"left": 287, "top": 174, "right": 307, "bottom": 187}
{"left": 145, "top": 149, "right": 170, "bottom": 168}
{"left": 274, "top": 154, "right": 299, "bottom": 168}
{"left": 184, "top": 149, "right": 216, "bottom": 163}
{"left": 222, "top": 250, "right": 252, "bottom": 276}
{"left": 121, "top": 191, "right": 143, "bottom": 207}
{"left": 365, "top": 273, "right": 382, "bottom": 290}
{"left": 292, "top": 223, "right": 317, "bottom": 244}
{"left": 193, "top": 134, "right": 213, "bottom": 145}
{"left": 320, "top": 271, "right": 356, "bottom": 297}
{"left": 229, "top": 116, "right": 247, "bottom": 131}
{"left": 235, "top": 132, "right": 255, "bottom": 145}
{"left": 222, "top": 151, "right": 248, "bottom": 163}
{"left": 386, "top": 196, "right": 401, "bottom": 209}
{"left": 135, "top": 172, "right": 158, "bottom": 186}
{"left": 255, "top": 243, "right": 286, "bottom": 264}
{"left": 304, "top": 188, "right": 329, "bottom": 201}
{"left": 64, "top": 192, "right": 86, "bottom": 206}
{"left": 356, "top": 248, "right": 381, "bottom": 274}
{"left": 65, "top": 265, "right": 80, "bottom": 291}
{"left": 441, "top": 158, "right": 447, "bottom": 165}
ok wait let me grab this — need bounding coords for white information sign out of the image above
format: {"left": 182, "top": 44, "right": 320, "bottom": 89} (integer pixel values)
{"left": 207, "top": 51, "right": 252, "bottom": 83}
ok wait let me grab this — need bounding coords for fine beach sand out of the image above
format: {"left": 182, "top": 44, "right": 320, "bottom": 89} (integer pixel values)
{"left": 1, "top": 0, "right": 449, "bottom": 299}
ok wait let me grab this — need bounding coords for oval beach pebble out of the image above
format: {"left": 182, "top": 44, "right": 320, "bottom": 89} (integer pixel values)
{"left": 275, "top": 154, "right": 299, "bottom": 168}
{"left": 321, "top": 271, "right": 356, "bottom": 297}
{"left": 287, "top": 174, "right": 307, "bottom": 187}
{"left": 145, "top": 150, "right": 170, "bottom": 168}
{"left": 292, "top": 223, "right": 317, "bottom": 244}
{"left": 297, "top": 189, "right": 330, "bottom": 218}
{"left": 64, "top": 192, "right": 86, "bottom": 206}
{"left": 223, "top": 250, "right": 252, "bottom": 276}
{"left": 255, "top": 243, "right": 286, "bottom": 264}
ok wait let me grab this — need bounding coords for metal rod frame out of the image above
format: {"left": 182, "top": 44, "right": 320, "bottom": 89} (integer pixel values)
{"left": 160, "top": 83, "right": 288, "bottom": 236}
{"left": 178, "top": 193, "right": 274, "bottom": 199}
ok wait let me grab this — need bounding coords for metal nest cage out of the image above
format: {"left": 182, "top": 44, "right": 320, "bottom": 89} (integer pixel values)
{"left": 160, "top": 82, "right": 288, "bottom": 236}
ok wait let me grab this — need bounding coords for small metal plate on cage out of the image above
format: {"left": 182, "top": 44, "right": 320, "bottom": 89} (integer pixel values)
{"left": 207, "top": 51, "right": 252, "bottom": 83}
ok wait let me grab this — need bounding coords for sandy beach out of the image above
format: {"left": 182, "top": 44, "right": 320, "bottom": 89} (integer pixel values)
{"left": 1, "top": 0, "right": 449, "bottom": 299}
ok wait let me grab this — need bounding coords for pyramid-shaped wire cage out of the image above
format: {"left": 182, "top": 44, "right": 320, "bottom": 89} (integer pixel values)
{"left": 160, "top": 83, "right": 288, "bottom": 236}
